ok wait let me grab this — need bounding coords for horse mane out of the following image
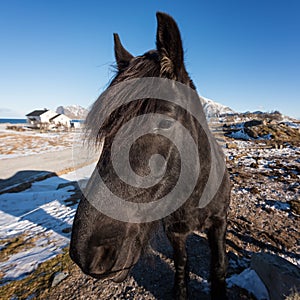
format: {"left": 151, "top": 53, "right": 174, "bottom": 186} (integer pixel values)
{"left": 85, "top": 50, "right": 196, "bottom": 148}
{"left": 84, "top": 51, "right": 161, "bottom": 145}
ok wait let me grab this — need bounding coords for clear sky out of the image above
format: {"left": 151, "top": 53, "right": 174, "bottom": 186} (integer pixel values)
{"left": 0, "top": 0, "right": 299, "bottom": 119}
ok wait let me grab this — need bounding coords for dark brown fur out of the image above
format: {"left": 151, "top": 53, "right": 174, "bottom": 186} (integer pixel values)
{"left": 70, "top": 12, "right": 230, "bottom": 300}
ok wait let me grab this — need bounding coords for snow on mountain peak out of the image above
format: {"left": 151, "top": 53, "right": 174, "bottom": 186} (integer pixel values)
{"left": 200, "top": 96, "right": 235, "bottom": 118}
{"left": 55, "top": 97, "right": 234, "bottom": 121}
{"left": 56, "top": 105, "right": 88, "bottom": 120}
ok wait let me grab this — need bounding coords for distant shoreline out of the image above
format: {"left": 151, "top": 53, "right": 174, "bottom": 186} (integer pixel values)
{"left": 0, "top": 118, "right": 27, "bottom": 124}
{"left": 0, "top": 118, "right": 85, "bottom": 124}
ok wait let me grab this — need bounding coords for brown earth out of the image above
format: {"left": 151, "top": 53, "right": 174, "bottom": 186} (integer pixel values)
{"left": 0, "top": 115, "right": 299, "bottom": 299}
{"left": 40, "top": 138, "right": 299, "bottom": 300}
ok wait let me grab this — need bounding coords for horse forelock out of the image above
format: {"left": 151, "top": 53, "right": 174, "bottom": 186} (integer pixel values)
{"left": 84, "top": 47, "right": 196, "bottom": 151}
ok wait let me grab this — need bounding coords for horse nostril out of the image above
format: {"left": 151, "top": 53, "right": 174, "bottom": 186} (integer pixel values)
{"left": 89, "top": 246, "right": 116, "bottom": 275}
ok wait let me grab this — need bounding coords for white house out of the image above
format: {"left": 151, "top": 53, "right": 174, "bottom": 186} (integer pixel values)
{"left": 49, "top": 114, "right": 71, "bottom": 128}
{"left": 26, "top": 109, "right": 71, "bottom": 128}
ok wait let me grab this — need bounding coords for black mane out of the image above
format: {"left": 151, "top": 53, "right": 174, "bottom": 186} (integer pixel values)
{"left": 85, "top": 48, "right": 195, "bottom": 144}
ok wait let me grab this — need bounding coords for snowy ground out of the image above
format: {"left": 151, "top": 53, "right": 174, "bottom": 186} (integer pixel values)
{"left": 0, "top": 125, "right": 96, "bottom": 283}
{"left": 0, "top": 164, "right": 95, "bottom": 283}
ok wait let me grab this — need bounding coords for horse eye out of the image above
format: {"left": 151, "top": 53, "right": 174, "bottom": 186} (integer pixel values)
{"left": 158, "top": 119, "right": 174, "bottom": 129}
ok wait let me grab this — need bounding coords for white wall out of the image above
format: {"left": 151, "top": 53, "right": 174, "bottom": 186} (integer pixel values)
{"left": 40, "top": 110, "right": 57, "bottom": 123}
{"left": 52, "top": 115, "right": 71, "bottom": 127}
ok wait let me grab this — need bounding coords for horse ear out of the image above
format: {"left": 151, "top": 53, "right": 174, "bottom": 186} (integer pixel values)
{"left": 156, "top": 12, "right": 185, "bottom": 78}
{"left": 113, "top": 33, "right": 134, "bottom": 70}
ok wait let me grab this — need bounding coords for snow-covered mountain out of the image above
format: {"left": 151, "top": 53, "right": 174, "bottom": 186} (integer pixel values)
{"left": 200, "top": 96, "right": 235, "bottom": 118}
{"left": 56, "top": 105, "right": 88, "bottom": 120}
{"left": 55, "top": 97, "right": 234, "bottom": 121}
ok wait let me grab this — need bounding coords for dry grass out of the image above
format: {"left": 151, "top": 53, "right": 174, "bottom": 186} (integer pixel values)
{"left": 0, "top": 233, "right": 41, "bottom": 287}
{"left": 0, "top": 234, "right": 38, "bottom": 263}
{"left": 0, "top": 247, "right": 75, "bottom": 300}
{"left": 0, "top": 131, "right": 73, "bottom": 155}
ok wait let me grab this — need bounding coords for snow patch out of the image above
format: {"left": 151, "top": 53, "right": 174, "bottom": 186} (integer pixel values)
{"left": 0, "top": 164, "right": 94, "bottom": 281}
{"left": 227, "top": 268, "right": 270, "bottom": 300}
{"left": 227, "top": 129, "right": 252, "bottom": 140}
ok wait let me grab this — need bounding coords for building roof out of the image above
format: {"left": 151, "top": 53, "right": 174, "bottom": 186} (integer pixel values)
{"left": 26, "top": 109, "right": 48, "bottom": 117}
{"left": 49, "top": 114, "right": 71, "bottom": 121}
{"left": 49, "top": 114, "right": 61, "bottom": 122}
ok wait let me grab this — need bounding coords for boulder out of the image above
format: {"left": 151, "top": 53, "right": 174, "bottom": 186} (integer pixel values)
{"left": 289, "top": 200, "right": 300, "bottom": 215}
{"left": 227, "top": 268, "right": 270, "bottom": 300}
{"left": 251, "top": 253, "right": 300, "bottom": 300}
{"left": 244, "top": 119, "right": 263, "bottom": 127}
{"left": 244, "top": 127, "right": 259, "bottom": 139}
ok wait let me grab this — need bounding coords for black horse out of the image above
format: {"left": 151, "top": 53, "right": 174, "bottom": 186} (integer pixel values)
{"left": 70, "top": 12, "right": 230, "bottom": 300}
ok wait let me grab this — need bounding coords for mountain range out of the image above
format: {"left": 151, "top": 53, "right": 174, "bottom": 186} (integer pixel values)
{"left": 57, "top": 97, "right": 235, "bottom": 120}
{"left": 56, "top": 105, "right": 88, "bottom": 120}
{"left": 200, "top": 96, "right": 235, "bottom": 118}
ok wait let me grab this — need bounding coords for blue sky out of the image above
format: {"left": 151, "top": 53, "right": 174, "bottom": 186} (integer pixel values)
{"left": 0, "top": 0, "right": 299, "bottom": 118}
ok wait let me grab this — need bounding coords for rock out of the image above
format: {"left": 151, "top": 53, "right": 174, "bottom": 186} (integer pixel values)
{"left": 251, "top": 253, "right": 300, "bottom": 300}
{"left": 249, "top": 186, "right": 259, "bottom": 193}
{"left": 244, "top": 127, "right": 259, "bottom": 138}
{"left": 226, "top": 142, "right": 238, "bottom": 149}
{"left": 268, "top": 119, "right": 278, "bottom": 125}
{"left": 62, "top": 227, "right": 72, "bottom": 234}
{"left": 244, "top": 119, "right": 263, "bottom": 127}
{"left": 51, "top": 271, "right": 69, "bottom": 287}
{"left": 57, "top": 181, "right": 79, "bottom": 191}
{"left": 227, "top": 268, "right": 270, "bottom": 300}
{"left": 289, "top": 200, "right": 300, "bottom": 215}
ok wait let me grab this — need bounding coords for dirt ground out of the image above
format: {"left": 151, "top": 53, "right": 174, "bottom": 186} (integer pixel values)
{"left": 40, "top": 141, "right": 299, "bottom": 300}
{"left": 0, "top": 118, "right": 299, "bottom": 299}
